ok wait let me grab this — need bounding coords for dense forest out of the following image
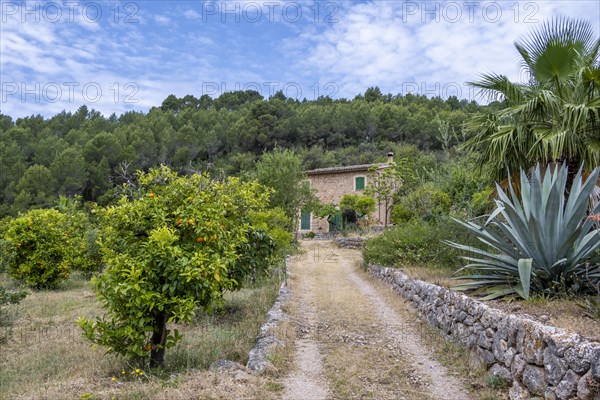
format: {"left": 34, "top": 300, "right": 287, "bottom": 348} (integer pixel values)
{"left": 0, "top": 87, "right": 496, "bottom": 217}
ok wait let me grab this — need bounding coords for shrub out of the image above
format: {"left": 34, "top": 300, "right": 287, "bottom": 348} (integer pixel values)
{"left": 0, "top": 285, "right": 27, "bottom": 327}
{"left": 391, "top": 184, "right": 451, "bottom": 223}
{"left": 363, "top": 217, "right": 476, "bottom": 269}
{"left": 4, "top": 209, "right": 72, "bottom": 288}
{"left": 2, "top": 206, "right": 100, "bottom": 288}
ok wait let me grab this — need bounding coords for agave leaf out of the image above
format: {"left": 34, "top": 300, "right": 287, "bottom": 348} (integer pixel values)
{"left": 485, "top": 204, "right": 505, "bottom": 226}
{"left": 448, "top": 219, "right": 520, "bottom": 256}
{"left": 445, "top": 241, "right": 518, "bottom": 267}
{"left": 518, "top": 258, "right": 533, "bottom": 300}
{"left": 481, "top": 287, "right": 518, "bottom": 300}
{"left": 543, "top": 179, "right": 562, "bottom": 263}
{"left": 571, "top": 230, "right": 600, "bottom": 264}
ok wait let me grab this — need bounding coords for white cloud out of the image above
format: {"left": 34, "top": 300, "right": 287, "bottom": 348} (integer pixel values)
{"left": 154, "top": 15, "right": 171, "bottom": 26}
{"left": 2, "top": 0, "right": 599, "bottom": 118}
{"left": 184, "top": 10, "right": 200, "bottom": 19}
{"left": 292, "top": 0, "right": 600, "bottom": 101}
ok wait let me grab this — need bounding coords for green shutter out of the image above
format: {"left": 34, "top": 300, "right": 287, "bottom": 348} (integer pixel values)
{"left": 300, "top": 210, "right": 311, "bottom": 230}
{"left": 355, "top": 176, "right": 365, "bottom": 190}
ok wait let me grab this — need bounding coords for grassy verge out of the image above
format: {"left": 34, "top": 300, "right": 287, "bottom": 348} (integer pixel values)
{"left": 0, "top": 273, "right": 282, "bottom": 399}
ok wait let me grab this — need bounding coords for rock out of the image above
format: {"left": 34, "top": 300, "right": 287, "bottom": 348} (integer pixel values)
{"left": 509, "top": 380, "right": 531, "bottom": 400}
{"left": 539, "top": 315, "right": 551, "bottom": 323}
{"left": 480, "top": 308, "right": 502, "bottom": 329}
{"left": 335, "top": 237, "right": 364, "bottom": 249}
{"left": 566, "top": 343, "right": 600, "bottom": 375}
{"left": 544, "top": 387, "right": 558, "bottom": 400}
{"left": 511, "top": 353, "right": 527, "bottom": 378}
{"left": 544, "top": 345, "right": 568, "bottom": 385}
{"left": 522, "top": 365, "right": 547, "bottom": 396}
{"left": 246, "top": 283, "right": 289, "bottom": 374}
{"left": 517, "top": 321, "right": 546, "bottom": 365}
{"left": 591, "top": 348, "right": 600, "bottom": 384}
{"left": 493, "top": 335, "right": 509, "bottom": 364}
{"left": 504, "top": 347, "right": 517, "bottom": 368}
{"left": 210, "top": 359, "right": 246, "bottom": 372}
{"left": 489, "top": 363, "right": 512, "bottom": 381}
{"left": 555, "top": 369, "right": 580, "bottom": 400}
{"left": 476, "top": 347, "right": 496, "bottom": 369}
{"left": 577, "top": 370, "right": 596, "bottom": 400}
{"left": 478, "top": 331, "right": 493, "bottom": 349}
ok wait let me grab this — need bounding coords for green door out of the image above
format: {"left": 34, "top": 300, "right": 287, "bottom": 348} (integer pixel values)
{"left": 300, "top": 210, "right": 311, "bottom": 230}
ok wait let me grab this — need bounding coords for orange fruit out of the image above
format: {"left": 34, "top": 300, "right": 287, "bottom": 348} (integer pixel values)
{"left": 176, "top": 218, "right": 183, "bottom": 226}
{"left": 148, "top": 193, "right": 155, "bottom": 198}
{"left": 187, "top": 219, "right": 195, "bottom": 226}
{"left": 196, "top": 236, "right": 205, "bottom": 243}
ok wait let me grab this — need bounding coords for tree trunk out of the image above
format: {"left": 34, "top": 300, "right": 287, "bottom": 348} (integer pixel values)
{"left": 150, "top": 312, "right": 167, "bottom": 368}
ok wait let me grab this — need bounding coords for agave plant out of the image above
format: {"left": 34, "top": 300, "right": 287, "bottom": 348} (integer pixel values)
{"left": 446, "top": 163, "right": 600, "bottom": 300}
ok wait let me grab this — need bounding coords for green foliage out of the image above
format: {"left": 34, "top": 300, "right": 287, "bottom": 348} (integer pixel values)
{"left": 447, "top": 164, "right": 600, "bottom": 300}
{"left": 248, "top": 207, "right": 293, "bottom": 258}
{"left": 0, "top": 91, "right": 480, "bottom": 218}
{"left": 363, "top": 217, "right": 476, "bottom": 269}
{"left": 78, "top": 166, "right": 274, "bottom": 367}
{"left": 339, "top": 194, "right": 376, "bottom": 218}
{"left": 365, "top": 165, "right": 403, "bottom": 225}
{"left": 3, "top": 208, "right": 94, "bottom": 289}
{"left": 470, "top": 187, "right": 495, "bottom": 216}
{"left": 464, "top": 17, "right": 600, "bottom": 179}
{"left": 233, "top": 228, "right": 277, "bottom": 286}
{"left": 391, "top": 183, "right": 451, "bottom": 223}
{"left": 56, "top": 196, "right": 102, "bottom": 274}
{"left": 0, "top": 285, "right": 27, "bottom": 330}
{"left": 253, "top": 149, "right": 317, "bottom": 229}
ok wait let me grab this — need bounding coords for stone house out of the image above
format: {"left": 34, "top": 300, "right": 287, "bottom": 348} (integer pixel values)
{"left": 299, "top": 153, "right": 394, "bottom": 233}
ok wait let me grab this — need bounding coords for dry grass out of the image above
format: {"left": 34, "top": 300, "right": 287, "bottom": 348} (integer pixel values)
{"left": 0, "top": 273, "right": 284, "bottom": 400}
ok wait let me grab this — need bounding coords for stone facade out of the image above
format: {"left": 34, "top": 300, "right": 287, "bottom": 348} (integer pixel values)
{"left": 301, "top": 162, "right": 391, "bottom": 233}
{"left": 369, "top": 265, "right": 600, "bottom": 400}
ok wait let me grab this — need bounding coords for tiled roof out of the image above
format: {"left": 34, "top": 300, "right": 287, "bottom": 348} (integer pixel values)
{"left": 306, "top": 163, "right": 390, "bottom": 175}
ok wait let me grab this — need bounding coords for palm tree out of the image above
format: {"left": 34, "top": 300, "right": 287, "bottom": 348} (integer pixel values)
{"left": 464, "top": 17, "right": 600, "bottom": 181}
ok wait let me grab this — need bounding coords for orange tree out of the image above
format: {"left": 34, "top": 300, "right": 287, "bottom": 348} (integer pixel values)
{"left": 78, "top": 166, "right": 273, "bottom": 367}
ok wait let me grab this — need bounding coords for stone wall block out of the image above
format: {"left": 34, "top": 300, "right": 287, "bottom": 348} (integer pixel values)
{"left": 554, "top": 369, "right": 580, "bottom": 400}
{"left": 543, "top": 344, "right": 568, "bottom": 385}
{"left": 522, "top": 365, "right": 547, "bottom": 396}
{"left": 517, "top": 321, "right": 546, "bottom": 365}
{"left": 511, "top": 353, "right": 527, "bottom": 379}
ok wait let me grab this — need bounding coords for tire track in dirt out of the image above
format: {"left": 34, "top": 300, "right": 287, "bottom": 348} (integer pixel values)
{"left": 281, "top": 252, "right": 330, "bottom": 400}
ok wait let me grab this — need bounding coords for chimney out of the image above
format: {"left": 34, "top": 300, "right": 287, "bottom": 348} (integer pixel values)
{"left": 387, "top": 152, "right": 394, "bottom": 164}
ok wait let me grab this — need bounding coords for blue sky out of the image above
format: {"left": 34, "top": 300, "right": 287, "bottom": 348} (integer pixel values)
{"left": 1, "top": 0, "right": 599, "bottom": 118}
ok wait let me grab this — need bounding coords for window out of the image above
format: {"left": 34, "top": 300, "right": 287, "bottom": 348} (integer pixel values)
{"left": 355, "top": 176, "right": 365, "bottom": 191}
{"left": 300, "top": 209, "right": 311, "bottom": 230}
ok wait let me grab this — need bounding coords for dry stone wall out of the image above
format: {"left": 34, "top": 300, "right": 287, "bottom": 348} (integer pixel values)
{"left": 335, "top": 237, "right": 365, "bottom": 249}
{"left": 369, "top": 265, "right": 600, "bottom": 400}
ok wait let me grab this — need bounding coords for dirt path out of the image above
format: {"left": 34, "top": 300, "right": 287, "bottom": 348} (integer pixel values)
{"left": 281, "top": 240, "right": 472, "bottom": 400}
